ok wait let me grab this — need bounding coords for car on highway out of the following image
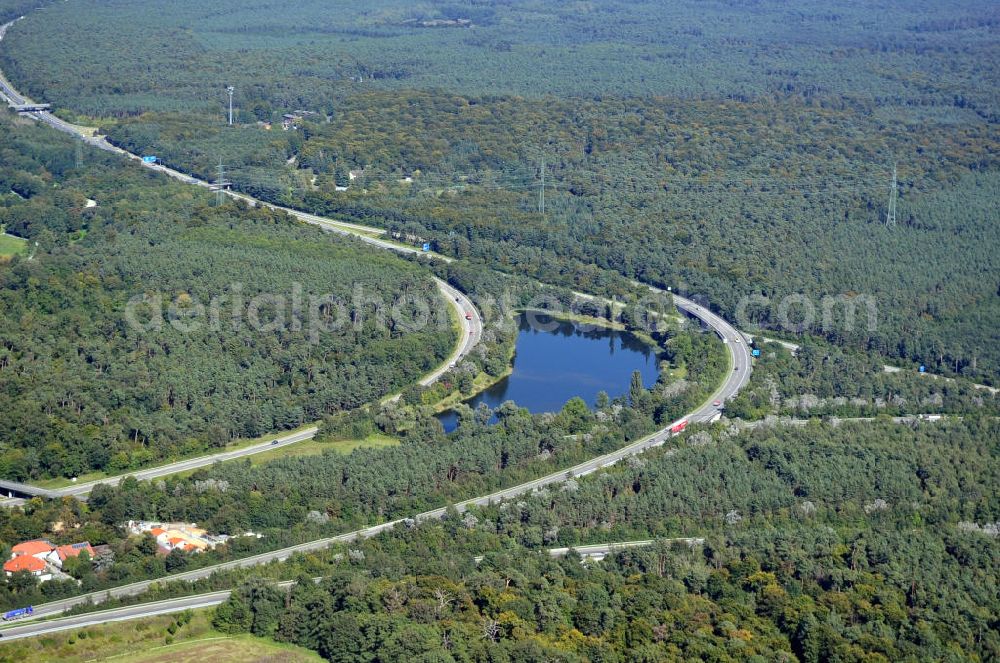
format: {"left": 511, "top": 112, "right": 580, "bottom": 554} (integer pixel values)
{"left": 271, "top": 439, "right": 279, "bottom": 445}
{"left": 712, "top": 399, "right": 723, "bottom": 407}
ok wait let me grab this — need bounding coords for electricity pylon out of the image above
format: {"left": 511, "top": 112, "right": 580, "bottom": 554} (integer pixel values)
{"left": 885, "top": 163, "right": 897, "bottom": 227}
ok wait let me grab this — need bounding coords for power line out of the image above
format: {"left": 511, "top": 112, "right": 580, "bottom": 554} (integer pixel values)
{"left": 221, "top": 160, "right": 892, "bottom": 200}
{"left": 214, "top": 158, "right": 231, "bottom": 206}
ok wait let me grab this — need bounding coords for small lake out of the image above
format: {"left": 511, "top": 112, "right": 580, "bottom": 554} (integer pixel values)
{"left": 437, "top": 313, "right": 659, "bottom": 432}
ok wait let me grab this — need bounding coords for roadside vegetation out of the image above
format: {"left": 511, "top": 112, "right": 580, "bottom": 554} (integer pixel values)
{"left": 0, "top": 316, "right": 725, "bottom": 612}
{"left": 210, "top": 417, "right": 1000, "bottom": 661}
{"left": 727, "top": 340, "right": 1000, "bottom": 420}
{"left": 0, "top": 230, "right": 25, "bottom": 258}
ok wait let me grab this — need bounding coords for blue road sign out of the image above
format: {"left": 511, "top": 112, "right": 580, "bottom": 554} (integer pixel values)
{"left": 142, "top": 156, "right": 157, "bottom": 164}
{"left": 919, "top": 365, "right": 926, "bottom": 373}
{"left": 422, "top": 243, "right": 431, "bottom": 252}
{"left": 752, "top": 349, "right": 761, "bottom": 357}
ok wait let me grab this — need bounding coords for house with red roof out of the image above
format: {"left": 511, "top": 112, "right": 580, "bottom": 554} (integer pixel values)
{"left": 166, "top": 537, "right": 189, "bottom": 551}
{"left": 9, "top": 539, "right": 58, "bottom": 570}
{"left": 10, "top": 539, "right": 55, "bottom": 558}
{"left": 6, "top": 538, "right": 96, "bottom": 578}
{"left": 54, "top": 542, "right": 94, "bottom": 568}
{"left": 3, "top": 554, "right": 51, "bottom": 581}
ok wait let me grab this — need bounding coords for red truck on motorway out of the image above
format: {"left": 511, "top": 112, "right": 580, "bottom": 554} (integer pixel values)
{"left": 669, "top": 420, "right": 688, "bottom": 435}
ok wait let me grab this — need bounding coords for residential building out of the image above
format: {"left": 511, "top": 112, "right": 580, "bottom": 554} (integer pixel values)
{"left": 54, "top": 542, "right": 95, "bottom": 568}
{"left": 3, "top": 555, "right": 50, "bottom": 580}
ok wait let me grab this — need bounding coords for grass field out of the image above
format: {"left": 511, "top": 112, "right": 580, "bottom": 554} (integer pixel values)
{"left": 30, "top": 423, "right": 321, "bottom": 489}
{"left": 158, "top": 433, "right": 398, "bottom": 481}
{"left": 246, "top": 433, "right": 398, "bottom": 466}
{"left": 0, "top": 610, "right": 321, "bottom": 663}
{"left": 0, "top": 232, "right": 27, "bottom": 257}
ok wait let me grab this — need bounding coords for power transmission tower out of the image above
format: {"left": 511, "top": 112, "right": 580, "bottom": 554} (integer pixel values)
{"left": 226, "top": 86, "right": 235, "bottom": 125}
{"left": 538, "top": 157, "right": 545, "bottom": 214}
{"left": 885, "top": 162, "right": 897, "bottom": 227}
{"left": 214, "top": 159, "right": 230, "bottom": 206}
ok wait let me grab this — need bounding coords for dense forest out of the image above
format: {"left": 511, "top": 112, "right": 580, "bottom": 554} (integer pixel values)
{"left": 2, "top": 0, "right": 996, "bottom": 381}
{"left": 209, "top": 418, "right": 995, "bottom": 661}
{"left": 0, "top": 111, "right": 453, "bottom": 480}
{"left": 726, "top": 340, "right": 1000, "bottom": 420}
{"left": 3, "top": 0, "right": 997, "bottom": 113}
{"left": 5, "top": 415, "right": 995, "bottom": 660}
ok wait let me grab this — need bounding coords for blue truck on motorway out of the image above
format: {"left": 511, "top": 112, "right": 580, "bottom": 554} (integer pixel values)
{"left": 2, "top": 605, "right": 33, "bottom": 620}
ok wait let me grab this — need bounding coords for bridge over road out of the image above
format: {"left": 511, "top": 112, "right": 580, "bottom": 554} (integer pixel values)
{"left": 0, "top": 480, "right": 57, "bottom": 500}
{"left": 12, "top": 102, "right": 50, "bottom": 112}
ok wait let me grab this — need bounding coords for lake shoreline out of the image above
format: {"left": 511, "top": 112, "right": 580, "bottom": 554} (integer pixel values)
{"left": 436, "top": 310, "right": 661, "bottom": 431}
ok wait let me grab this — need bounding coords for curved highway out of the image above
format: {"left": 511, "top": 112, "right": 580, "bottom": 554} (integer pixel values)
{"left": 0, "top": 19, "right": 482, "bottom": 505}
{"left": 0, "top": 14, "right": 750, "bottom": 630}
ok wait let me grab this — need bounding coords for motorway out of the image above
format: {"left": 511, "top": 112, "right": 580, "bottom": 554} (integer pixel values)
{"left": 0, "top": 591, "right": 238, "bottom": 641}
{"left": 414, "top": 279, "right": 481, "bottom": 389}
{"left": 0, "top": 427, "right": 318, "bottom": 502}
{"left": 0, "top": 14, "right": 750, "bottom": 632}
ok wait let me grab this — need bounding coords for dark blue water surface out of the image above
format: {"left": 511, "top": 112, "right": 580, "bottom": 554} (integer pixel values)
{"left": 437, "top": 313, "right": 659, "bottom": 432}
